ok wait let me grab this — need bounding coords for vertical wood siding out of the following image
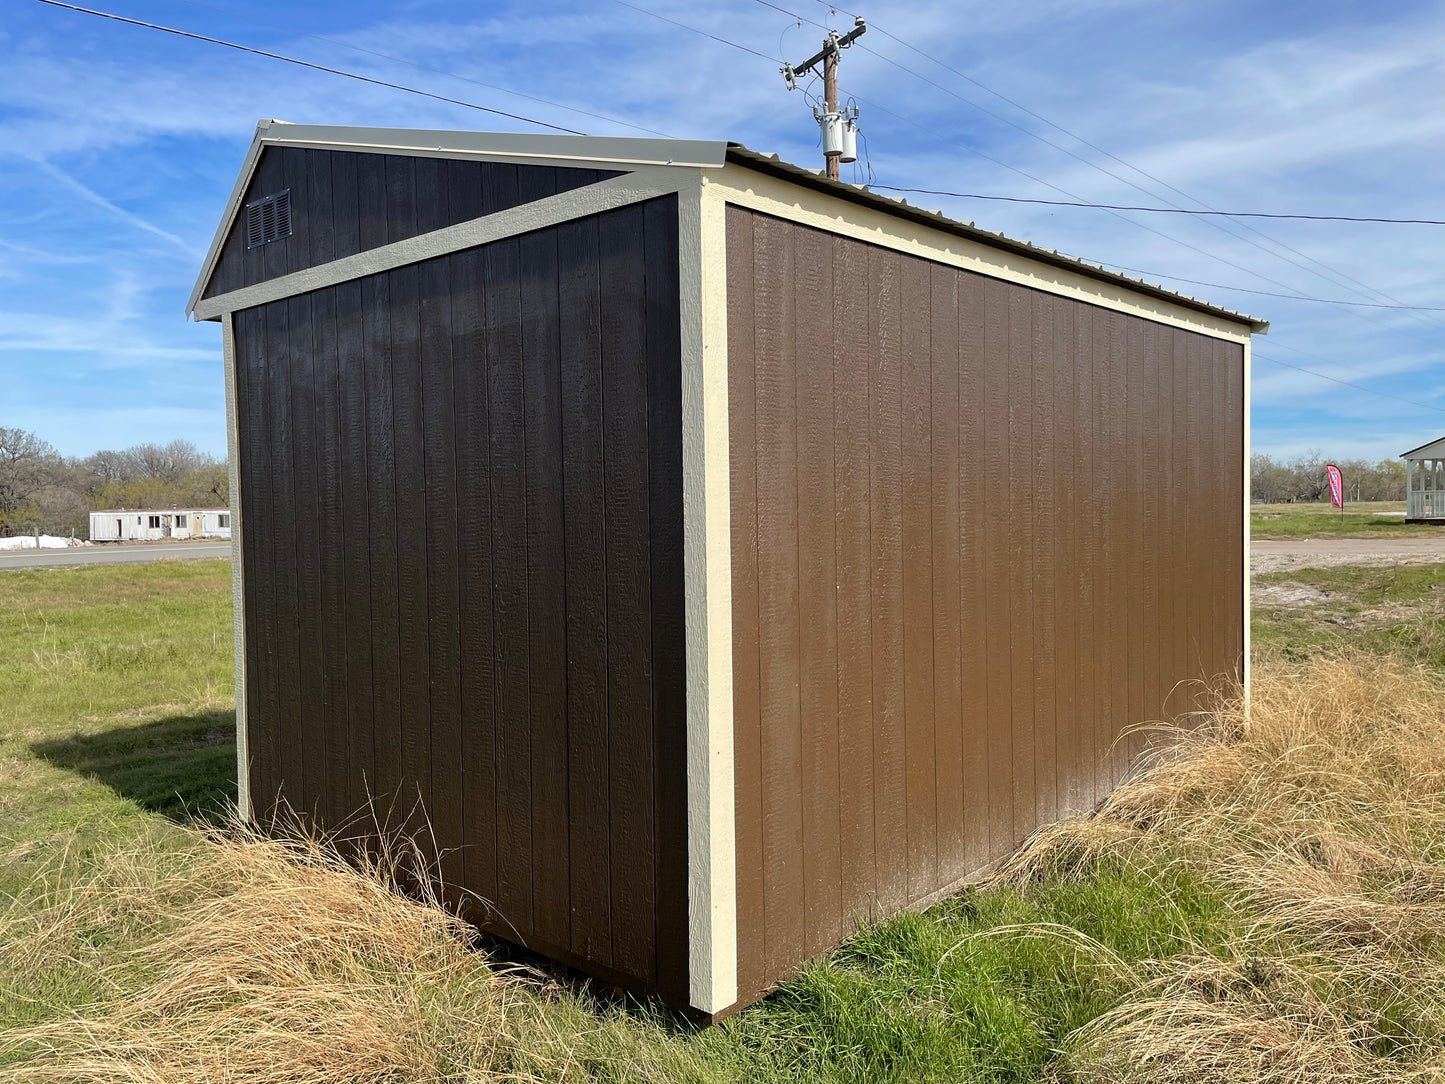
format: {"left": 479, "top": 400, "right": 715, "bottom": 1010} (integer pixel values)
{"left": 232, "top": 195, "right": 686, "bottom": 1001}
{"left": 726, "top": 206, "right": 1246, "bottom": 1006}
{"left": 206, "top": 147, "right": 623, "bottom": 299}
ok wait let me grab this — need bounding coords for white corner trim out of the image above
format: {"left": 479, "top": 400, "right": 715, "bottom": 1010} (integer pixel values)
{"left": 682, "top": 175, "right": 738, "bottom": 1014}
{"left": 1242, "top": 337, "right": 1251, "bottom": 706}
{"left": 192, "top": 168, "right": 692, "bottom": 320}
{"left": 222, "top": 313, "right": 251, "bottom": 821}
{"left": 187, "top": 122, "right": 272, "bottom": 318}
{"left": 706, "top": 163, "right": 1255, "bottom": 345}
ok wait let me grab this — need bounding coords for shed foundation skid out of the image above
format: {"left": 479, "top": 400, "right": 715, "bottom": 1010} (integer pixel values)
{"left": 192, "top": 122, "right": 1260, "bottom": 1018}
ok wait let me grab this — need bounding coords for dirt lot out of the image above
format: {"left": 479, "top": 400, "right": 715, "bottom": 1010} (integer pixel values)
{"left": 1251, "top": 536, "right": 1445, "bottom": 575}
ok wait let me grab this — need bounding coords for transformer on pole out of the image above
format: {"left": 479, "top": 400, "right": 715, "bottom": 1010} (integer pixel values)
{"left": 781, "top": 16, "right": 866, "bottom": 181}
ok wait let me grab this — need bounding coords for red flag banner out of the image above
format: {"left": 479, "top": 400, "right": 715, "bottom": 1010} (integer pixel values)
{"left": 1326, "top": 463, "right": 1344, "bottom": 508}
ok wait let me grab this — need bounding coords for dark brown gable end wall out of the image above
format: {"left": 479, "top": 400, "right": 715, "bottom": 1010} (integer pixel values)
{"left": 205, "top": 146, "right": 623, "bottom": 298}
{"left": 232, "top": 195, "right": 688, "bottom": 1004}
{"left": 726, "top": 205, "right": 1245, "bottom": 1004}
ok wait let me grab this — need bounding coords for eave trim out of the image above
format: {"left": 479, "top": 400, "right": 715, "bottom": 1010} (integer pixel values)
{"left": 192, "top": 168, "right": 693, "bottom": 320}
{"left": 187, "top": 121, "right": 728, "bottom": 317}
{"left": 724, "top": 145, "right": 1268, "bottom": 335}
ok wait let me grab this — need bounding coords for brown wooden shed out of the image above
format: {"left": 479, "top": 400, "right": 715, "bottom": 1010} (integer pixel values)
{"left": 189, "top": 120, "right": 1264, "bottom": 1020}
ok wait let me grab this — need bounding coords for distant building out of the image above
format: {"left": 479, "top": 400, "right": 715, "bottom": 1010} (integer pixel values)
{"left": 1402, "top": 437, "right": 1445, "bottom": 523}
{"left": 89, "top": 508, "right": 231, "bottom": 542}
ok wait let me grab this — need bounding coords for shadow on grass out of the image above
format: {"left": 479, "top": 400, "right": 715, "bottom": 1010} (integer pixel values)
{"left": 32, "top": 710, "right": 237, "bottom": 825}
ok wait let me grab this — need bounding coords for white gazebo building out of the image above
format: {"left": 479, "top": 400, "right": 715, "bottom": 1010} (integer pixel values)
{"left": 1402, "top": 437, "right": 1445, "bottom": 524}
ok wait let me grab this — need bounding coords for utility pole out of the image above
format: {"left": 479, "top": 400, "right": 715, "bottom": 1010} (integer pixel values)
{"left": 782, "top": 17, "right": 866, "bottom": 181}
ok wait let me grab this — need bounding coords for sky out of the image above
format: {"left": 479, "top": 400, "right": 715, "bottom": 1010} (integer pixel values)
{"left": 0, "top": 0, "right": 1441, "bottom": 462}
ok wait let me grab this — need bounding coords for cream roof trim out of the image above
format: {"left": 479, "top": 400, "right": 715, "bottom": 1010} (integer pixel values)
{"left": 185, "top": 120, "right": 728, "bottom": 317}
{"left": 708, "top": 162, "right": 1256, "bottom": 344}
{"left": 188, "top": 122, "right": 1265, "bottom": 336}
{"left": 724, "top": 146, "right": 1267, "bottom": 335}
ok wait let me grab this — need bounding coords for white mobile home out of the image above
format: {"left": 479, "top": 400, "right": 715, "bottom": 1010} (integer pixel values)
{"left": 89, "top": 508, "right": 231, "bottom": 542}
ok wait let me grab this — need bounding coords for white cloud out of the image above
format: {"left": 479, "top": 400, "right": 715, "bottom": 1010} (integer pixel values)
{"left": 0, "top": 0, "right": 1439, "bottom": 459}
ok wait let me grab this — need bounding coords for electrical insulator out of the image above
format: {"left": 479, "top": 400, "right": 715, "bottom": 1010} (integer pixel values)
{"left": 820, "top": 111, "right": 844, "bottom": 158}
{"left": 841, "top": 116, "right": 859, "bottom": 163}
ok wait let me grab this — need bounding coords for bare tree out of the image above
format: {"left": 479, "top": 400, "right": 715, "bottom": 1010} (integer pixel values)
{"left": 1250, "top": 453, "right": 1294, "bottom": 503}
{"left": 123, "top": 440, "right": 216, "bottom": 484}
{"left": 1289, "top": 448, "right": 1327, "bottom": 502}
{"left": 81, "top": 448, "right": 134, "bottom": 487}
{"left": 1251, "top": 451, "right": 1406, "bottom": 503}
{"left": 0, "top": 427, "right": 57, "bottom": 519}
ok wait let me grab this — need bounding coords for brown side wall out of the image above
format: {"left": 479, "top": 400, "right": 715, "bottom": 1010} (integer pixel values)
{"left": 232, "top": 195, "right": 688, "bottom": 1004}
{"left": 725, "top": 206, "right": 1245, "bottom": 1004}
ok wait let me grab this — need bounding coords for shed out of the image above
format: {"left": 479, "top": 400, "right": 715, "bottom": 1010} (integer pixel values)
{"left": 189, "top": 120, "right": 1263, "bottom": 1020}
{"left": 1401, "top": 437, "right": 1445, "bottom": 523}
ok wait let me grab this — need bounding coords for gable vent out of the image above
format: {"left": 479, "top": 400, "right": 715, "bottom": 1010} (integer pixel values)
{"left": 244, "top": 189, "right": 291, "bottom": 249}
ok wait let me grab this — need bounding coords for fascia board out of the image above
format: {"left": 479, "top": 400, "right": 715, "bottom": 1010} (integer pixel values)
{"left": 187, "top": 121, "right": 728, "bottom": 317}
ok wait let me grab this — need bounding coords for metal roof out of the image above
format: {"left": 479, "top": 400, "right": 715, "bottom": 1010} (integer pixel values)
{"left": 190, "top": 122, "right": 1266, "bottom": 333}
{"left": 725, "top": 144, "right": 1267, "bottom": 334}
{"left": 1400, "top": 436, "right": 1445, "bottom": 458}
{"left": 89, "top": 507, "right": 229, "bottom": 514}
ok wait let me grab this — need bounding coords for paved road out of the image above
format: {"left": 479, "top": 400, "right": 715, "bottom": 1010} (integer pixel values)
{"left": 0, "top": 541, "right": 231, "bottom": 571}
{"left": 5, "top": 537, "right": 1441, "bottom": 575}
{"left": 1252, "top": 536, "right": 1445, "bottom": 575}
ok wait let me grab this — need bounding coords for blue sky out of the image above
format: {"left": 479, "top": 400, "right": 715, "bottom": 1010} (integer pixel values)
{"left": 1, "top": 0, "right": 1441, "bottom": 461}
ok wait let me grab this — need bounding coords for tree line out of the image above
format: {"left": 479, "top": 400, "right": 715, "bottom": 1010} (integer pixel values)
{"left": 0, "top": 423, "right": 1408, "bottom": 537}
{"left": 1251, "top": 450, "right": 1405, "bottom": 504}
{"left": 0, "top": 427, "right": 228, "bottom": 539}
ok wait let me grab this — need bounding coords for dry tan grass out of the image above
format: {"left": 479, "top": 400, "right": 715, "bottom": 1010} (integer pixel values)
{"left": 1002, "top": 656, "right": 1445, "bottom": 1083}
{"left": 0, "top": 816, "right": 706, "bottom": 1084}
{"left": 7, "top": 656, "right": 1445, "bottom": 1082}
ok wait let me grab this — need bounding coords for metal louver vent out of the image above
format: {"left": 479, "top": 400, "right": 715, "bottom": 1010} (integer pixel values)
{"left": 244, "top": 189, "right": 291, "bottom": 249}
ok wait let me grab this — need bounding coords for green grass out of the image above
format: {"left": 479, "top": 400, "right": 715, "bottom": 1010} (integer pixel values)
{"left": 1251, "top": 500, "right": 1441, "bottom": 539}
{"left": 1251, "top": 562, "right": 1445, "bottom": 667}
{"left": 0, "top": 562, "right": 237, "bottom": 1041}
{"left": 2, "top": 559, "right": 1440, "bottom": 1082}
{"left": 0, "top": 561, "right": 1245, "bottom": 1081}
{"left": 0, "top": 561, "right": 235, "bottom": 849}
{"left": 733, "top": 864, "right": 1237, "bottom": 1083}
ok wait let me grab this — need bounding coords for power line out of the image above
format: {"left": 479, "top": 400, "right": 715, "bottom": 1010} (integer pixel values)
{"left": 611, "top": 0, "right": 777, "bottom": 61}
{"left": 753, "top": 3, "right": 1404, "bottom": 307}
{"left": 630, "top": 0, "right": 1315, "bottom": 299}
{"left": 169, "top": 0, "right": 674, "bottom": 137}
{"left": 1254, "top": 354, "right": 1445, "bottom": 415}
{"left": 1074, "top": 261, "right": 1445, "bottom": 312}
{"left": 780, "top": 0, "right": 1444, "bottom": 326}
{"left": 623, "top": 0, "right": 1367, "bottom": 309}
{"left": 1066, "top": 259, "right": 1430, "bottom": 383}
{"left": 868, "top": 185, "right": 1445, "bottom": 226}
{"left": 629, "top": 0, "right": 1441, "bottom": 355}
{"left": 839, "top": 91, "right": 1356, "bottom": 303}
{"left": 30, "top": 0, "right": 586, "bottom": 134}
{"left": 37, "top": 0, "right": 1440, "bottom": 414}
{"left": 637, "top": 4, "right": 1437, "bottom": 410}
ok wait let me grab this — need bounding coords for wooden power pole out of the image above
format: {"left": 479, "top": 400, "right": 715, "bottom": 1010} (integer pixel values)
{"left": 822, "top": 42, "right": 840, "bottom": 180}
{"left": 782, "top": 17, "right": 866, "bottom": 180}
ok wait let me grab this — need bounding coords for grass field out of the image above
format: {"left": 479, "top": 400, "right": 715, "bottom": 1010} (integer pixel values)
{"left": 3, "top": 560, "right": 1444, "bottom": 1082}
{"left": 1251, "top": 500, "right": 1443, "bottom": 539}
